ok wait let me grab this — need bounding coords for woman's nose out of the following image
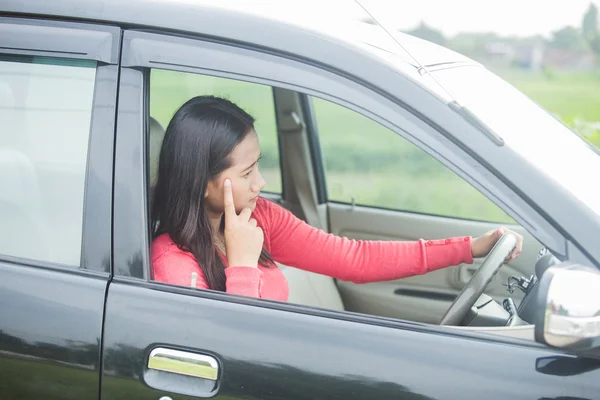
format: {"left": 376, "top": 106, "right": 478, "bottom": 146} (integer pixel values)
{"left": 253, "top": 172, "right": 265, "bottom": 192}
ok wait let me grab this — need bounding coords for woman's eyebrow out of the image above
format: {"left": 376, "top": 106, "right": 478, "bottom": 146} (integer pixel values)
{"left": 242, "top": 154, "right": 262, "bottom": 172}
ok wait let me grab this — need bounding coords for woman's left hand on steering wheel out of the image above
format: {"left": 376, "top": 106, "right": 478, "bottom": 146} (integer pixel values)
{"left": 471, "top": 227, "right": 523, "bottom": 263}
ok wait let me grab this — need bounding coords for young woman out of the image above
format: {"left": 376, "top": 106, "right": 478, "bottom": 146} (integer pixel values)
{"left": 151, "top": 95, "right": 523, "bottom": 300}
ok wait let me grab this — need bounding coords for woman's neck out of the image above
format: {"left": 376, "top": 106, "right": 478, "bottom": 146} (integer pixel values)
{"left": 208, "top": 213, "right": 223, "bottom": 236}
{"left": 208, "top": 212, "right": 226, "bottom": 255}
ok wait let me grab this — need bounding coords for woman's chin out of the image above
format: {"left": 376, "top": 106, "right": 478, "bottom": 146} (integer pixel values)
{"left": 247, "top": 198, "right": 259, "bottom": 210}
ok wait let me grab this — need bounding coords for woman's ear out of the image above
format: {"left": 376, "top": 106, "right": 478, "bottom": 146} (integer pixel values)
{"left": 204, "top": 178, "right": 220, "bottom": 200}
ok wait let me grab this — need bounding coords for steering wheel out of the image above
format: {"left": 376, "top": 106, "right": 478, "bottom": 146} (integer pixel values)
{"left": 439, "top": 233, "right": 518, "bottom": 326}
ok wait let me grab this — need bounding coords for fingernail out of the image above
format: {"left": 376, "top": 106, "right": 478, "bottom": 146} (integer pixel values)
{"left": 224, "top": 179, "right": 231, "bottom": 187}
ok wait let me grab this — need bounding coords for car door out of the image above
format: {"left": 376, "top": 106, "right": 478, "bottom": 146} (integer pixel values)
{"left": 0, "top": 17, "right": 119, "bottom": 400}
{"left": 98, "top": 28, "right": 600, "bottom": 400}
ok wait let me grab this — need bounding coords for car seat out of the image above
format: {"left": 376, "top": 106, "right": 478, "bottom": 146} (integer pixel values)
{"left": 0, "top": 148, "right": 49, "bottom": 261}
{"left": 0, "top": 82, "right": 50, "bottom": 261}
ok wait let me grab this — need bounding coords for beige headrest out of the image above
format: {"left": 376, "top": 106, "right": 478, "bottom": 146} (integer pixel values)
{"left": 149, "top": 117, "right": 166, "bottom": 188}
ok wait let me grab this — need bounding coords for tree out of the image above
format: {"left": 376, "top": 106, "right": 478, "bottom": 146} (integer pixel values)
{"left": 582, "top": 3, "right": 600, "bottom": 54}
{"left": 406, "top": 22, "right": 446, "bottom": 46}
{"left": 549, "top": 26, "right": 585, "bottom": 50}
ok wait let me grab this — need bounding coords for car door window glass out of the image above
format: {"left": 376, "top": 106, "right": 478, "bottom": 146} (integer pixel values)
{"left": 150, "top": 69, "right": 281, "bottom": 193}
{"left": 0, "top": 55, "right": 96, "bottom": 265}
{"left": 312, "top": 97, "right": 514, "bottom": 223}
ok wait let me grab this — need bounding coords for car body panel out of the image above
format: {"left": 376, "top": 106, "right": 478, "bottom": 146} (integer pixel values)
{"left": 103, "top": 281, "right": 600, "bottom": 400}
{"left": 0, "top": 263, "right": 107, "bottom": 400}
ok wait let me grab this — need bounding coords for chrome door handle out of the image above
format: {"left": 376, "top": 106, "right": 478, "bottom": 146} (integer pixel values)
{"left": 148, "top": 347, "right": 219, "bottom": 380}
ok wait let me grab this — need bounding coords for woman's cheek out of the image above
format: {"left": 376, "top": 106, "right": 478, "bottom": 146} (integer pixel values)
{"left": 233, "top": 181, "right": 246, "bottom": 212}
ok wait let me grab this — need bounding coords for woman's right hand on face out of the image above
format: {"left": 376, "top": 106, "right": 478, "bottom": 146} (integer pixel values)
{"left": 223, "top": 179, "right": 264, "bottom": 268}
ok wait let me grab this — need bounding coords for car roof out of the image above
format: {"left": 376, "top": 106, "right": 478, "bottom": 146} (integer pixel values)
{"left": 3, "top": 0, "right": 477, "bottom": 73}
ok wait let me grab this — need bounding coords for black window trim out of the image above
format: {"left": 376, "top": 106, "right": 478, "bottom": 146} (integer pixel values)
{"left": 0, "top": 16, "right": 120, "bottom": 64}
{"left": 271, "top": 86, "right": 286, "bottom": 199}
{"left": 80, "top": 63, "right": 119, "bottom": 274}
{"left": 0, "top": 18, "right": 120, "bottom": 273}
{"left": 113, "top": 66, "right": 149, "bottom": 278}
{"left": 300, "top": 94, "right": 327, "bottom": 204}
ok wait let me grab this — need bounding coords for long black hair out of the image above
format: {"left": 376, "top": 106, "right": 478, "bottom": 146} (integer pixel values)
{"left": 152, "top": 95, "right": 273, "bottom": 291}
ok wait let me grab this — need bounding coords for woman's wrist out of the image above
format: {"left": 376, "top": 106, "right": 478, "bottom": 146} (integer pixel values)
{"left": 226, "top": 260, "right": 259, "bottom": 268}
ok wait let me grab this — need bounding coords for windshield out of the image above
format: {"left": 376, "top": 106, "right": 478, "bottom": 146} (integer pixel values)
{"left": 431, "top": 65, "right": 600, "bottom": 217}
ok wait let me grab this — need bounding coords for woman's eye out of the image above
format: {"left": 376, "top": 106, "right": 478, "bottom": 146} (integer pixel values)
{"left": 243, "top": 170, "right": 252, "bottom": 178}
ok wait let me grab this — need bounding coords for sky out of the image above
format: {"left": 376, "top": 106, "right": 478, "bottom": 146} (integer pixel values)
{"left": 358, "top": 0, "right": 600, "bottom": 37}
{"left": 203, "top": 0, "right": 600, "bottom": 38}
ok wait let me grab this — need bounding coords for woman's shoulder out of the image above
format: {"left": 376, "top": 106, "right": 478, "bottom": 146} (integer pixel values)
{"left": 151, "top": 233, "right": 202, "bottom": 286}
{"left": 253, "top": 196, "right": 290, "bottom": 223}
{"left": 255, "top": 196, "right": 285, "bottom": 214}
{"left": 152, "top": 232, "right": 175, "bottom": 253}
{"left": 152, "top": 233, "right": 191, "bottom": 264}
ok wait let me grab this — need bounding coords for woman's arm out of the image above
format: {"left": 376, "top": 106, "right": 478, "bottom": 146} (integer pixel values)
{"left": 258, "top": 199, "right": 473, "bottom": 283}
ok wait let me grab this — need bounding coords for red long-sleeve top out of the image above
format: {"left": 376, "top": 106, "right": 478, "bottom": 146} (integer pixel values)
{"left": 152, "top": 197, "right": 474, "bottom": 300}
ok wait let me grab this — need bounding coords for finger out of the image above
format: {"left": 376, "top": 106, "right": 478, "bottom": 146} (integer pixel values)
{"left": 238, "top": 207, "right": 252, "bottom": 222}
{"left": 255, "top": 226, "right": 264, "bottom": 241}
{"left": 223, "top": 179, "right": 237, "bottom": 217}
{"left": 248, "top": 218, "right": 258, "bottom": 227}
{"left": 507, "top": 248, "right": 520, "bottom": 263}
{"left": 504, "top": 248, "right": 514, "bottom": 263}
{"left": 517, "top": 235, "right": 524, "bottom": 253}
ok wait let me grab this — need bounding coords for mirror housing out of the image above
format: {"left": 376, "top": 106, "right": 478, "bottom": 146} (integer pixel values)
{"left": 535, "top": 264, "right": 600, "bottom": 359}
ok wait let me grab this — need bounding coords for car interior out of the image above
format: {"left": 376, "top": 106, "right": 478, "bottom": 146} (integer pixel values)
{"left": 146, "top": 70, "right": 551, "bottom": 341}
{"left": 0, "top": 58, "right": 94, "bottom": 267}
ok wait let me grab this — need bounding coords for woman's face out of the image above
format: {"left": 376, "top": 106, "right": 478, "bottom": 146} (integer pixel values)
{"left": 205, "top": 129, "right": 265, "bottom": 215}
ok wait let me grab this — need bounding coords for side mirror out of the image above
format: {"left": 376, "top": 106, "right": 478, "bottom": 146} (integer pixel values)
{"left": 535, "top": 264, "right": 600, "bottom": 359}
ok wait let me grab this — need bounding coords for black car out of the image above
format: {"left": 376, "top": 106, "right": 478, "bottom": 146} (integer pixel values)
{"left": 1, "top": 1, "right": 600, "bottom": 399}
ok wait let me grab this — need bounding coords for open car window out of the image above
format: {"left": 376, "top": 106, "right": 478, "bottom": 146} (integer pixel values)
{"left": 149, "top": 69, "right": 282, "bottom": 194}
{"left": 312, "top": 96, "right": 515, "bottom": 223}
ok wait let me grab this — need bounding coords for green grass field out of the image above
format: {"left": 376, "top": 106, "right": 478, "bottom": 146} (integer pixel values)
{"left": 0, "top": 357, "right": 98, "bottom": 400}
{"left": 150, "top": 67, "right": 600, "bottom": 224}
{"left": 0, "top": 356, "right": 239, "bottom": 400}
{"left": 493, "top": 68, "right": 600, "bottom": 123}
{"left": 493, "top": 67, "right": 600, "bottom": 148}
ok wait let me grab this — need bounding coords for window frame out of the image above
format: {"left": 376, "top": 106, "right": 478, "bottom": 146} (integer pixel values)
{"left": 114, "top": 29, "right": 565, "bottom": 281}
{"left": 0, "top": 17, "right": 119, "bottom": 273}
